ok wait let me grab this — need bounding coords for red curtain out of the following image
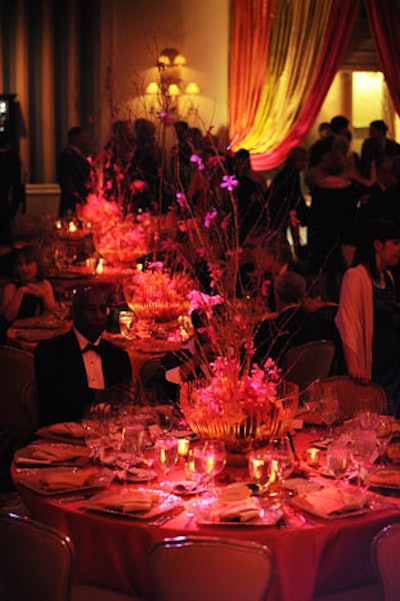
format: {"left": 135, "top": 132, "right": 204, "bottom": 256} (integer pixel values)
{"left": 250, "top": 0, "right": 360, "bottom": 171}
{"left": 364, "top": 0, "right": 400, "bottom": 116}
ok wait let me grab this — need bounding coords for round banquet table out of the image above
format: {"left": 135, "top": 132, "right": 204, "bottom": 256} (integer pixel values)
{"left": 12, "top": 430, "right": 400, "bottom": 601}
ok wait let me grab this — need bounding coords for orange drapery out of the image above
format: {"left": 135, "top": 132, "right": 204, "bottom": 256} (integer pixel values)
{"left": 228, "top": 0, "right": 276, "bottom": 148}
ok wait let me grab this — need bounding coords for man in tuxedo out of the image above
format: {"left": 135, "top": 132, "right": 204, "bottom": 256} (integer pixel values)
{"left": 35, "top": 286, "right": 132, "bottom": 426}
{"left": 57, "top": 126, "right": 91, "bottom": 217}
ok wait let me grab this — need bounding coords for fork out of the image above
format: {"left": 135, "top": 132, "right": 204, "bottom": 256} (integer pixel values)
{"left": 148, "top": 506, "right": 184, "bottom": 526}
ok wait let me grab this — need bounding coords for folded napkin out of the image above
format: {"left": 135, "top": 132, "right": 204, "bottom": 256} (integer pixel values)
{"left": 284, "top": 478, "right": 322, "bottom": 495}
{"left": 93, "top": 490, "right": 156, "bottom": 513}
{"left": 21, "top": 444, "right": 90, "bottom": 463}
{"left": 48, "top": 422, "right": 85, "bottom": 438}
{"left": 38, "top": 468, "right": 97, "bottom": 491}
{"left": 219, "top": 483, "right": 252, "bottom": 503}
{"left": 295, "top": 487, "right": 369, "bottom": 518}
{"left": 368, "top": 469, "right": 400, "bottom": 488}
{"left": 211, "top": 498, "right": 260, "bottom": 523}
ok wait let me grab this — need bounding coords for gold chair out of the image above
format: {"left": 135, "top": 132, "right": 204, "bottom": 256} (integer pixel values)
{"left": 0, "top": 512, "right": 145, "bottom": 601}
{"left": 0, "top": 346, "right": 38, "bottom": 441}
{"left": 372, "top": 523, "right": 400, "bottom": 601}
{"left": 147, "top": 535, "right": 274, "bottom": 601}
{"left": 281, "top": 339, "right": 336, "bottom": 395}
{"left": 317, "top": 375, "right": 387, "bottom": 418}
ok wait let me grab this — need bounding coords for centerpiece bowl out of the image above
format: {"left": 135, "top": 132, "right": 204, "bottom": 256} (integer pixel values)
{"left": 180, "top": 376, "right": 298, "bottom": 456}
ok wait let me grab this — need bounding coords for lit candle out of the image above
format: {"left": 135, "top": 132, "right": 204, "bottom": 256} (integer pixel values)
{"left": 177, "top": 437, "right": 190, "bottom": 457}
{"left": 68, "top": 221, "right": 78, "bottom": 233}
{"left": 306, "top": 447, "right": 320, "bottom": 467}
{"left": 55, "top": 220, "right": 62, "bottom": 230}
{"left": 96, "top": 258, "right": 104, "bottom": 275}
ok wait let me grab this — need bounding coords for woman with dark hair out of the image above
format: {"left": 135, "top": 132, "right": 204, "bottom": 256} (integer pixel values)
{"left": 0, "top": 245, "right": 56, "bottom": 323}
{"left": 335, "top": 220, "right": 400, "bottom": 414}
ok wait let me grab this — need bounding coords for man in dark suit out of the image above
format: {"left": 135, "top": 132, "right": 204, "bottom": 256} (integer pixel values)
{"left": 57, "top": 126, "right": 91, "bottom": 217}
{"left": 35, "top": 286, "right": 132, "bottom": 426}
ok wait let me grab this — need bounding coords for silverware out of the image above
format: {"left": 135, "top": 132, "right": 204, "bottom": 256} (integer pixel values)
{"left": 148, "top": 506, "right": 184, "bottom": 526}
{"left": 53, "top": 492, "right": 96, "bottom": 504}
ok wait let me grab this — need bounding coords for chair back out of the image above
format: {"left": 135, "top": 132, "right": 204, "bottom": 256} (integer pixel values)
{"left": 148, "top": 535, "right": 274, "bottom": 601}
{"left": 0, "top": 346, "right": 38, "bottom": 438}
{"left": 372, "top": 523, "right": 400, "bottom": 601}
{"left": 317, "top": 375, "right": 387, "bottom": 418}
{"left": 282, "top": 339, "right": 336, "bottom": 393}
{"left": 0, "top": 512, "right": 73, "bottom": 601}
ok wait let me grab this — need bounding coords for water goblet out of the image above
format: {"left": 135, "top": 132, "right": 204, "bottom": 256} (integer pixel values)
{"left": 349, "top": 428, "right": 377, "bottom": 488}
{"left": 326, "top": 441, "right": 349, "bottom": 486}
{"left": 375, "top": 415, "right": 393, "bottom": 468}
{"left": 119, "top": 311, "right": 135, "bottom": 340}
{"left": 152, "top": 404, "right": 176, "bottom": 434}
{"left": 65, "top": 245, "right": 77, "bottom": 270}
{"left": 356, "top": 397, "right": 379, "bottom": 431}
{"left": 248, "top": 450, "right": 274, "bottom": 496}
{"left": 268, "top": 436, "right": 295, "bottom": 508}
{"left": 154, "top": 434, "right": 178, "bottom": 479}
{"left": 54, "top": 242, "right": 67, "bottom": 271}
{"left": 82, "top": 404, "right": 105, "bottom": 463}
{"left": 201, "top": 440, "right": 227, "bottom": 494}
{"left": 319, "top": 395, "right": 339, "bottom": 438}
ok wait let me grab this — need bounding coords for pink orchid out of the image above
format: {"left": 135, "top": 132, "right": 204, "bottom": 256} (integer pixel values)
{"left": 190, "top": 154, "right": 205, "bottom": 171}
{"left": 158, "top": 112, "right": 173, "bottom": 126}
{"left": 204, "top": 209, "right": 218, "bottom": 228}
{"left": 176, "top": 192, "right": 187, "bottom": 208}
{"left": 220, "top": 174, "right": 239, "bottom": 191}
{"left": 187, "top": 290, "right": 223, "bottom": 319}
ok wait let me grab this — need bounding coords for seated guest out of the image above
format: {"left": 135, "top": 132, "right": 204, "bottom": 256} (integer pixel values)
{"left": 35, "top": 285, "right": 132, "bottom": 426}
{"left": 253, "top": 271, "right": 336, "bottom": 368}
{"left": 0, "top": 245, "right": 56, "bottom": 325}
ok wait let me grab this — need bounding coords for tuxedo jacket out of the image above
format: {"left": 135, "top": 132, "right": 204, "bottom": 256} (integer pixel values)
{"left": 34, "top": 328, "right": 132, "bottom": 426}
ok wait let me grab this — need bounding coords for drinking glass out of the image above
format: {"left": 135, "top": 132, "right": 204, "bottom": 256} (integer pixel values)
{"left": 65, "top": 245, "right": 77, "bottom": 269}
{"left": 119, "top": 415, "right": 145, "bottom": 481}
{"left": 152, "top": 404, "right": 176, "bottom": 433}
{"left": 319, "top": 395, "right": 339, "bottom": 437}
{"left": 248, "top": 450, "right": 274, "bottom": 495}
{"left": 375, "top": 415, "right": 393, "bottom": 468}
{"left": 154, "top": 434, "right": 178, "bottom": 478}
{"left": 119, "top": 311, "right": 135, "bottom": 340}
{"left": 82, "top": 404, "right": 105, "bottom": 463}
{"left": 350, "top": 428, "right": 377, "bottom": 488}
{"left": 201, "top": 440, "right": 227, "bottom": 494}
{"left": 268, "top": 436, "right": 295, "bottom": 508}
{"left": 54, "top": 242, "right": 67, "bottom": 271}
{"left": 326, "top": 441, "right": 349, "bottom": 486}
{"left": 356, "top": 397, "right": 379, "bottom": 431}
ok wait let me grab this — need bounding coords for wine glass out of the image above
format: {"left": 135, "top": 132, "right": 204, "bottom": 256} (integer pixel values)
{"left": 119, "top": 310, "right": 135, "bottom": 340}
{"left": 119, "top": 414, "right": 145, "bottom": 481}
{"left": 82, "top": 404, "right": 105, "bottom": 463}
{"left": 201, "top": 440, "right": 227, "bottom": 494}
{"left": 350, "top": 428, "right": 377, "bottom": 488}
{"left": 248, "top": 450, "right": 274, "bottom": 496}
{"left": 65, "top": 245, "right": 77, "bottom": 269}
{"left": 375, "top": 415, "right": 393, "bottom": 468}
{"left": 319, "top": 395, "right": 339, "bottom": 438}
{"left": 356, "top": 397, "right": 379, "bottom": 431}
{"left": 268, "top": 436, "right": 295, "bottom": 508}
{"left": 152, "top": 404, "right": 176, "bottom": 434}
{"left": 54, "top": 242, "right": 67, "bottom": 271}
{"left": 154, "top": 434, "right": 178, "bottom": 479}
{"left": 326, "top": 441, "right": 349, "bottom": 486}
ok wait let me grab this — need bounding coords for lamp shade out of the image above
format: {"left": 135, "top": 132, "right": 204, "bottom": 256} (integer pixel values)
{"left": 168, "top": 83, "right": 181, "bottom": 97}
{"left": 185, "top": 82, "right": 200, "bottom": 95}
{"left": 173, "top": 54, "right": 187, "bottom": 66}
{"left": 146, "top": 81, "right": 159, "bottom": 94}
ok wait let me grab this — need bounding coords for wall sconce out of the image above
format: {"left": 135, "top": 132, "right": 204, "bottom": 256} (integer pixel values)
{"left": 168, "top": 83, "right": 181, "bottom": 97}
{"left": 145, "top": 81, "right": 159, "bottom": 95}
{"left": 185, "top": 82, "right": 200, "bottom": 95}
{"left": 158, "top": 48, "right": 187, "bottom": 67}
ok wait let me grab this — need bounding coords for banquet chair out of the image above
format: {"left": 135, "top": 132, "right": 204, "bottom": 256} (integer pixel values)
{"left": 316, "top": 375, "right": 387, "bottom": 418}
{"left": 147, "top": 535, "right": 275, "bottom": 601}
{"left": 0, "top": 345, "right": 38, "bottom": 441}
{"left": 281, "top": 339, "right": 336, "bottom": 396}
{"left": 0, "top": 512, "right": 145, "bottom": 601}
{"left": 372, "top": 523, "right": 400, "bottom": 601}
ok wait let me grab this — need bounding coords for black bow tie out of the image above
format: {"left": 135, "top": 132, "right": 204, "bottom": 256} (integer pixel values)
{"left": 82, "top": 343, "right": 101, "bottom": 354}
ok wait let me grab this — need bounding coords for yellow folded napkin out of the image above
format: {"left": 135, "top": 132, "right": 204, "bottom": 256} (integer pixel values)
{"left": 211, "top": 498, "right": 260, "bottom": 523}
{"left": 93, "top": 490, "right": 156, "bottom": 513}
{"left": 295, "top": 487, "right": 369, "bottom": 518}
{"left": 38, "top": 468, "right": 97, "bottom": 491}
{"left": 48, "top": 422, "right": 86, "bottom": 438}
{"left": 368, "top": 469, "right": 400, "bottom": 488}
{"left": 30, "top": 445, "right": 90, "bottom": 462}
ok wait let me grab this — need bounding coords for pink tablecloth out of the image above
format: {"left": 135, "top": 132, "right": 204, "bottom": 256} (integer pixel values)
{"left": 13, "top": 431, "right": 400, "bottom": 601}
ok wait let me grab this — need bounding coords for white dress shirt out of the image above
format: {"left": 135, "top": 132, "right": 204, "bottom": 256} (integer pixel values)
{"left": 74, "top": 327, "right": 105, "bottom": 390}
